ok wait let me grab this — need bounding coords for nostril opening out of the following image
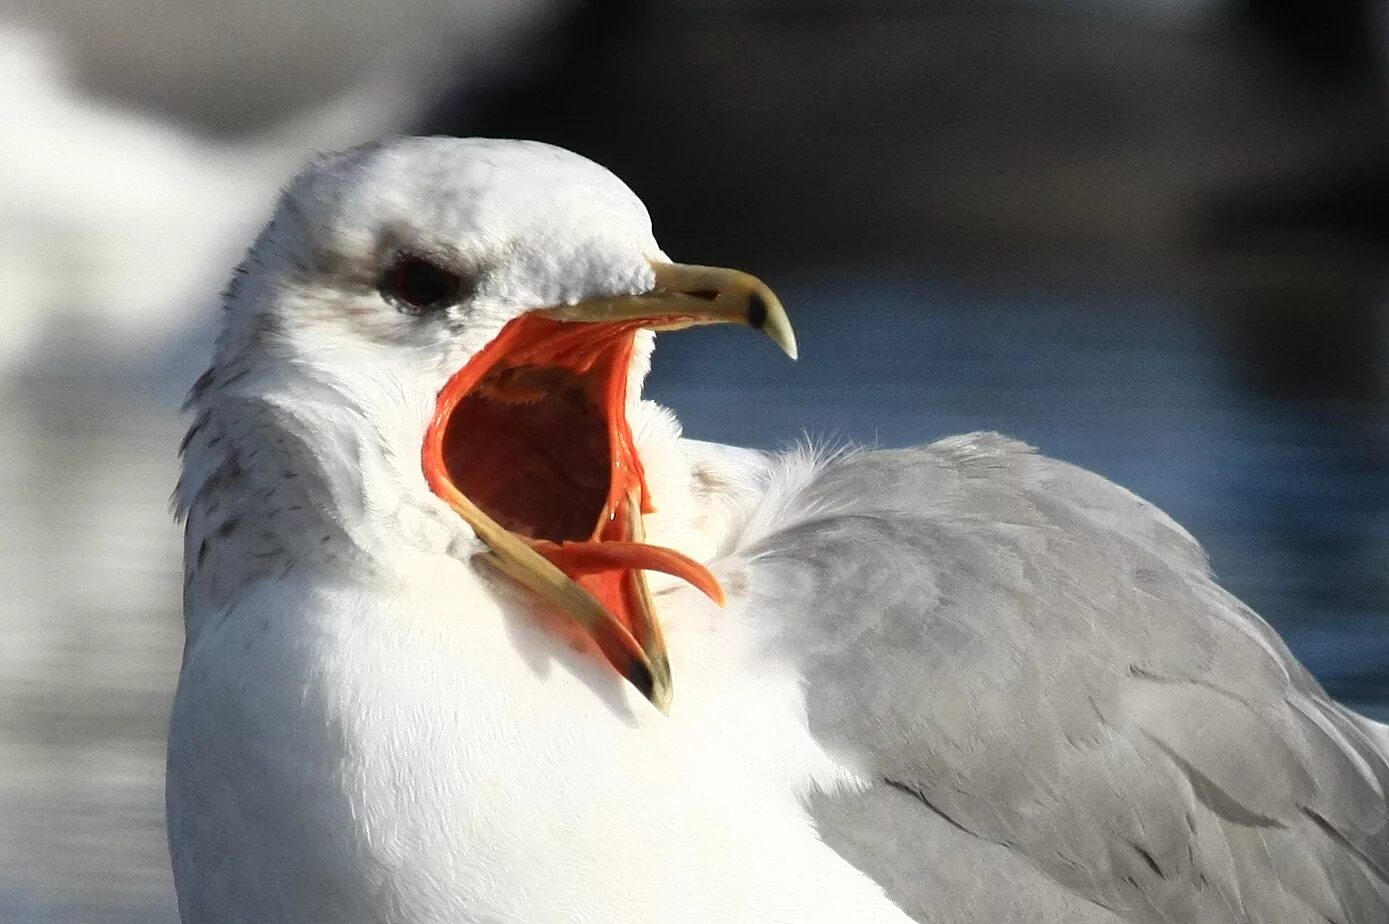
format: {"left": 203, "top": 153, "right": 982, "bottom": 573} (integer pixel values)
{"left": 684, "top": 288, "right": 721, "bottom": 302}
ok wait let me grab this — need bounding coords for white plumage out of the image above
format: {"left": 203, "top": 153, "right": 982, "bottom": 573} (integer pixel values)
{"left": 168, "top": 138, "right": 907, "bottom": 923}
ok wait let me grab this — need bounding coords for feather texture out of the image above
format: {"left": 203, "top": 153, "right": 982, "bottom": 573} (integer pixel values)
{"left": 726, "top": 433, "right": 1389, "bottom": 922}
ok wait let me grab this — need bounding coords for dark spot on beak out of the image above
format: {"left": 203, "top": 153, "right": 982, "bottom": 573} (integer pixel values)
{"left": 747, "top": 292, "right": 769, "bottom": 330}
{"left": 631, "top": 661, "right": 656, "bottom": 703}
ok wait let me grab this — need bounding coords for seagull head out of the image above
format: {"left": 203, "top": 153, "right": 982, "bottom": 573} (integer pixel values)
{"left": 189, "top": 137, "right": 796, "bottom": 709}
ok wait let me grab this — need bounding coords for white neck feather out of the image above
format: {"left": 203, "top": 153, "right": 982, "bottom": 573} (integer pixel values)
{"left": 174, "top": 327, "right": 717, "bottom": 651}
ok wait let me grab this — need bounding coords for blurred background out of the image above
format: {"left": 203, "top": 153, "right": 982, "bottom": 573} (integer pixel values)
{"left": 2, "top": 0, "right": 1388, "bottom": 919}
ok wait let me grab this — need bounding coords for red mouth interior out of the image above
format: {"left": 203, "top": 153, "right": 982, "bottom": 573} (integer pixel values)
{"left": 443, "top": 340, "right": 624, "bottom": 543}
{"left": 423, "top": 314, "right": 722, "bottom": 642}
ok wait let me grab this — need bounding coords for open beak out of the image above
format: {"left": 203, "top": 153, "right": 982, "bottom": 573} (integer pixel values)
{"left": 422, "top": 262, "right": 795, "bottom": 712}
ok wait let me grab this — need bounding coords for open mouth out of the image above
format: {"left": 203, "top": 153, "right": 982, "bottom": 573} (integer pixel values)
{"left": 422, "top": 262, "right": 796, "bottom": 710}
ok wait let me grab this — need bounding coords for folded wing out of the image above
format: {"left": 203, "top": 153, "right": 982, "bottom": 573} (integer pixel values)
{"left": 733, "top": 433, "right": 1389, "bottom": 923}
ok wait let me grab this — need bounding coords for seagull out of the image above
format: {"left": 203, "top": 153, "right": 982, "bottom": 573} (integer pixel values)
{"left": 167, "top": 136, "right": 1389, "bottom": 923}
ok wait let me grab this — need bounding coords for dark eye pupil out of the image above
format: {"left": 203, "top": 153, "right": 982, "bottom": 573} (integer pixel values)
{"left": 385, "top": 256, "right": 461, "bottom": 312}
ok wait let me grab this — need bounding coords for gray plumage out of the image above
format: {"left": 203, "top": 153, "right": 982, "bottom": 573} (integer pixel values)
{"left": 735, "top": 433, "right": 1389, "bottom": 923}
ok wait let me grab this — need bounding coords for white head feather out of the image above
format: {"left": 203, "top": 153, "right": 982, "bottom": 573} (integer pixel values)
{"left": 177, "top": 137, "right": 674, "bottom": 640}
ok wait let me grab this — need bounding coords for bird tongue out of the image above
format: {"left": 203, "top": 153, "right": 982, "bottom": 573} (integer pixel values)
{"left": 524, "top": 415, "right": 726, "bottom": 642}
{"left": 532, "top": 540, "right": 724, "bottom": 604}
{"left": 531, "top": 521, "right": 725, "bottom": 649}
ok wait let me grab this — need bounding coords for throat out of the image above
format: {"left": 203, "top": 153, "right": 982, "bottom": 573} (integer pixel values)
{"left": 444, "top": 371, "right": 616, "bottom": 542}
{"left": 439, "top": 317, "right": 651, "bottom": 545}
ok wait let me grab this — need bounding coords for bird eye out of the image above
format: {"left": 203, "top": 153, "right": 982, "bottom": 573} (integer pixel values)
{"left": 381, "top": 255, "right": 466, "bottom": 314}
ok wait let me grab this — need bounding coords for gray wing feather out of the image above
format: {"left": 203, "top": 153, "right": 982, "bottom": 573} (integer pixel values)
{"left": 732, "top": 433, "right": 1389, "bottom": 923}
